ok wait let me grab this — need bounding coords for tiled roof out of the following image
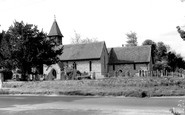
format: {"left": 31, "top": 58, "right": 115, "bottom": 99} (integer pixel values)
{"left": 48, "top": 20, "right": 63, "bottom": 37}
{"left": 59, "top": 41, "right": 105, "bottom": 61}
{"left": 109, "top": 45, "right": 151, "bottom": 64}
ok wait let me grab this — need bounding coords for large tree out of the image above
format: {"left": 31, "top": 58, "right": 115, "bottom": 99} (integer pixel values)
{"left": 125, "top": 31, "right": 138, "bottom": 47}
{"left": 156, "top": 42, "right": 168, "bottom": 61}
{"left": 0, "top": 31, "right": 12, "bottom": 70}
{"left": 4, "top": 21, "right": 62, "bottom": 79}
{"left": 153, "top": 42, "right": 169, "bottom": 70}
{"left": 71, "top": 31, "right": 98, "bottom": 44}
{"left": 167, "top": 52, "right": 185, "bottom": 71}
{"left": 142, "top": 39, "right": 185, "bottom": 71}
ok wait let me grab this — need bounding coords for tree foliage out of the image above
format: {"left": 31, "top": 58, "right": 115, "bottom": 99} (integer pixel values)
{"left": 0, "top": 31, "right": 12, "bottom": 69}
{"left": 71, "top": 31, "right": 98, "bottom": 44}
{"left": 167, "top": 52, "right": 185, "bottom": 71}
{"left": 142, "top": 39, "right": 185, "bottom": 71}
{"left": 176, "top": 26, "right": 185, "bottom": 40}
{"left": 0, "top": 21, "right": 63, "bottom": 78}
{"left": 156, "top": 42, "right": 168, "bottom": 61}
{"left": 126, "top": 31, "right": 138, "bottom": 47}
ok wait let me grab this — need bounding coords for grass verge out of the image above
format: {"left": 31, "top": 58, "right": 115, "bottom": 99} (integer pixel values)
{"left": 2, "top": 76, "right": 185, "bottom": 97}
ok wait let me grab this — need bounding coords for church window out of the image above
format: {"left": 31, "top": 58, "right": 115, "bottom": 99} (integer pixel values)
{"left": 113, "top": 65, "right": 115, "bottom": 70}
{"left": 89, "top": 61, "right": 92, "bottom": 71}
{"left": 73, "top": 62, "right": 77, "bottom": 69}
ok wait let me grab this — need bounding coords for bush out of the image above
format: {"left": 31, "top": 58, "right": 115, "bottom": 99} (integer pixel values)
{"left": 141, "top": 91, "right": 148, "bottom": 97}
{"left": 2, "top": 70, "right": 13, "bottom": 81}
{"left": 124, "top": 89, "right": 148, "bottom": 98}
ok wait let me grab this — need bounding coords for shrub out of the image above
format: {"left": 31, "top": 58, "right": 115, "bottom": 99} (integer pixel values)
{"left": 124, "top": 89, "right": 148, "bottom": 98}
{"left": 141, "top": 91, "right": 148, "bottom": 97}
{"left": 2, "top": 70, "right": 13, "bottom": 81}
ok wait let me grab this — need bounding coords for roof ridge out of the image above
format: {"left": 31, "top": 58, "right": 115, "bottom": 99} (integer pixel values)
{"left": 109, "top": 45, "right": 151, "bottom": 49}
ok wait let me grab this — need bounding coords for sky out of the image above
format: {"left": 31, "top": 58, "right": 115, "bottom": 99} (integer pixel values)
{"left": 0, "top": 0, "right": 185, "bottom": 57}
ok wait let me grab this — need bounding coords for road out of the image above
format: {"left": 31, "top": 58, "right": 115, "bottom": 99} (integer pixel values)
{"left": 0, "top": 95, "right": 184, "bottom": 115}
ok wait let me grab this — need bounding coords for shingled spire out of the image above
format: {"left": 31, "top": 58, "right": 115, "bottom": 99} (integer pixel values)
{"left": 48, "top": 16, "right": 63, "bottom": 44}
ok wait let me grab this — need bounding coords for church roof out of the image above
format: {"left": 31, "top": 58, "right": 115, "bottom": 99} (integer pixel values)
{"left": 109, "top": 45, "right": 152, "bottom": 64}
{"left": 48, "top": 20, "right": 63, "bottom": 37}
{"left": 59, "top": 41, "right": 105, "bottom": 61}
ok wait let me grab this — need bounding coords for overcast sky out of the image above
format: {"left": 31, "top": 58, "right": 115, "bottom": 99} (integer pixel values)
{"left": 1, "top": 0, "right": 185, "bottom": 57}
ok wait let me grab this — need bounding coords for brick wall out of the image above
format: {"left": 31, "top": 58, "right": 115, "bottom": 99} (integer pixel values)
{"left": 108, "top": 63, "right": 149, "bottom": 77}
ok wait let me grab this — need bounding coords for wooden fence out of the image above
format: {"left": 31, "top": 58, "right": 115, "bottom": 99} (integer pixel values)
{"left": 108, "top": 70, "right": 185, "bottom": 78}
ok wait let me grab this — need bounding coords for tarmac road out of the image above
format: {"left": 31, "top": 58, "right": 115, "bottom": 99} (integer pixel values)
{"left": 0, "top": 95, "right": 184, "bottom": 115}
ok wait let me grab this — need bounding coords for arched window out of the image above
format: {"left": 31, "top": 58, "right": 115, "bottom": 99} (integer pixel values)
{"left": 52, "top": 69, "right": 57, "bottom": 79}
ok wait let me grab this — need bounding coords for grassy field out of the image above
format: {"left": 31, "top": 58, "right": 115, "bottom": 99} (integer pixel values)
{"left": 1, "top": 76, "right": 185, "bottom": 97}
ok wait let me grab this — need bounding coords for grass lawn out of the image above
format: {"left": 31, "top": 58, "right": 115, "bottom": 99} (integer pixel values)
{"left": 1, "top": 76, "right": 185, "bottom": 97}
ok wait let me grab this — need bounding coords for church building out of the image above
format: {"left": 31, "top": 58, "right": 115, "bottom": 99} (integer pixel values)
{"left": 43, "top": 19, "right": 153, "bottom": 80}
{"left": 43, "top": 19, "right": 109, "bottom": 79}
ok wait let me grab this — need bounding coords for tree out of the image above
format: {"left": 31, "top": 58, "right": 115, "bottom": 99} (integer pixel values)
{"left": 0, "top": 31, "right": 12, "bottom": 70}
{"left": 5, "top": 21, "right": 63, "bottom": 79}
{"left": 153, "top": 60, "right": 169, "bottom": 71}
{"left": 71, "top": 31, "right": 98, "bottom": 44}
{"left": 81, "top": 37, "right": 98, "bottom": 44}
{"left": 142, "top": 39, "right": 185, "bottom": 71}
{"left": 156, "top": 42, "right": 168, "bottom": 61}
{"left": 167, "top": 52, "right": 177, "bottom": 71}
{"left": 176, "top": 26, "right": 185, "bottom": 40}
{"left": 142, "top": 40, "right": 174, "bottom": 71}
{"left": 71, "top": 31, "right": 81, "bottom": 44}
{"left": 125, "top": 31, "right": 138, "bottom": 47}
{"left": 151, "top": 42, "right": 169, "bottom": 70}
{"left": 167, "top": 51, "right": 185, "bottom": 71}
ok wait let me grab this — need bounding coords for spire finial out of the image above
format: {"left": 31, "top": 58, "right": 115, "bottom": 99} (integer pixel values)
{"left": 54, "top": 15, "right": 56, "bottom": 21}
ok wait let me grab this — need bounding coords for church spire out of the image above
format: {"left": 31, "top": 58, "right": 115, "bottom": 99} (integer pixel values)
{"left": 48, "top": 17, "right": 63, "bottom": 37}
{"left": 48, "top": 16, "right": 63, "bottom": 44}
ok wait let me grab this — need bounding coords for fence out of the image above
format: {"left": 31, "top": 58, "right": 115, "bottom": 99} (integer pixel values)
{"left": 150, "top": 70, "right": 185, "bottom": 77}
{"left": 107, "top": 70, "right": 185, "bottom": 78}
{"left": 15, "top": 69, "right": 185, "bottom": 81}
